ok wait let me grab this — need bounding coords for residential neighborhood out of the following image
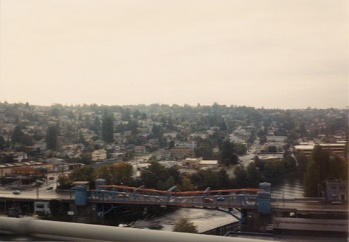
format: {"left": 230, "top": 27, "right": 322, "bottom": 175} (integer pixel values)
{"left": 0, "top": 102, "right": 347, "bottom": 197}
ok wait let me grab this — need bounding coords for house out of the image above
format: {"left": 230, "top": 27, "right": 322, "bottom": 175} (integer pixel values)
{"left": 181, "top": 157, "right": 219, "bottom": 169}
{"left": 181, "top": 157, "right": 202, "bottom": 169}
{"left": 170, "top": 147, "right": 194, "bottom": 160}
{"left": 176, "top": 141, "right": 197, "bottom": 150}
{"left": 13, "top": 152, "right": 28, "bottom": 162}
{"left": 320, "top": 180, "right": 347, "bottom": 202}
{"left": 257, "top": 153, "right": 284, "bottom": 162}
{"left": 163, "top": 132, "right": 178, "bottom": 140}
{"left": 91, "top": 149, "right": 107, "bottom": 162}
{"left": 199, "top": 160, "right": 219, "bottom": 169}
{"left": 294, "top": 143, "right": 346, "bottom": 158}
{"left": 135, "top": 146, "right": 146, "bottom": 154}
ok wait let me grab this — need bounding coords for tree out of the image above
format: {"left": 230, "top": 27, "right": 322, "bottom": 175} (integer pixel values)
{"left": 234, "top": 143, "right": 247, "bottom": 156}
{"left": 312, "top": 145, "right": 330, "bottom": 182}
{"left": 246, "top": 163, "right": 263, "bottom": 187}
{"left": 101, "top": 112, "right": 114, "bottom": 142}
{"left": 303, "top": 146, "right": 333, "bottom": 197}
{"left": 217, "top": 168, "right": 231, "bottom": 189}
{"left": 168, "top": 140, "right": 175, "bottom": 149}
{"left": 233, "top": 166, "right": 248, "bottom": 188}
{"left": 179, "top": 176, "right": 196, "bottom": 191}
{"left": 46, "top": 125, "right": 58, "bottom": 150}
{"left": 20, "top": 134, "right": 33, "bottom": 146}
{"left": 110, "top": 162, "right": 134, "bottom": 185}
{"left": 303, "top": 160, "right": 321, "bottom": 197}
{"left": 141, "top": 162, "right": 168, "bottom": 189}
{"left": 68, "top": 166, "right": 96, "bottom": 187}
{"left": 263, "top": 161, "right": 285, "bottom": 184}
{"left": 57, "top": 174, "right": 71, "bottom": 189}
{"left": 12, "top": 125, "right": 23, "bottom": 145}
{"left": 190, "top": 169, "right": 222, "bottom": 190}
{"left": 0, "top": 136, "right": 6, "bottom": 150}
{"left": 295, "top": 151, "right": 308, "bottom": 177}
{"left": 172, "top": 217, "right": 198, "bottom": 233}
{"left": 219, "top": 139, "right": 238, "bottom": 166}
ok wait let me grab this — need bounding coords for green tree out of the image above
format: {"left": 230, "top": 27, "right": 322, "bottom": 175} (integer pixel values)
{"left": 234, "top": 143, "right": 247, "bottom": 156}
{"left": 101, "top": 112, "right": 114, "bottom": 142}
{"left": 168, "top": 140, "right": 175, "bottom": 149}
{"left": 303, "top": 160, "right": 321, "bottom": 197}
{"left": 303, "top": 146, "right": 333, "bottom": 197}
{"left": 190, "top": 169, "right": 222, "bottom": 190}
{"left": 172, "top": 217, "right": 198, "bottom": 233}
{"left": 68, "top": 166, "right": 96, "bottom": 187}
{"left": 97, "top": 165, "right": 114, "bottom": 184}
{"left": 20, "top": 134, "right": 33, "bottom": 146}
{"left": 140, "top": 162, "right": 181, "bottom": 190}
{"left": 263, "top": 161, "right": 285, "bottom": 184}
{"left": 11, "top": 125, "right": 23, "bottom": 145}
{"left": 246, "top": 163, "right": 263, "bottom": 187}
{"left": 219, "top": 139, "right": 238, "bottom": 166}
{"left": 151, "top": 124, "right": 163, "bottom": 138}
{"left": 110, "top": 162, "right": 134, "bottom": 185}
{"left": 295, "top": 151, "right": 308, "bottom": 177}
{"left": 140, "top": 162, "right": 168, "bottom": 189}
{"left": 0, "top": 136, "right": 6, "bottom": 150}
{"left": 217, "top": 169, "right": 231, "bottom": 189}
{"left": 46, "top": 125, "right": 58, "bottom": 150}
{"left": 179, "top": 176, "right": 196, "bottom": 191}
{"left": 312, "top": 145, "right": 330, "bottom": 182}
{"left": 57, "top": 174, "right": 71, "bottom": 189}
{"left": 283, "top": 154, "right": 297, "bottom": 176}
{"left": 233, "top": 166, "right": 248, "bottom": 188}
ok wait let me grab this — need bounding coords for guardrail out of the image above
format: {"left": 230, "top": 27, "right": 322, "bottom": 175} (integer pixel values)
{"left": 201, "top": 221, "right": 240, "bottom": 235}
{"left": 0, "top": 217, "right": 275, "bottom": 242}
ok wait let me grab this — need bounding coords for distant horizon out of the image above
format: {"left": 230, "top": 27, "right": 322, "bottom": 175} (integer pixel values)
{"left": 1, "top": 1, "right": 347, "bottom": 110}
{"left": 1, "top": 100, "right": 347, "bottom": 110}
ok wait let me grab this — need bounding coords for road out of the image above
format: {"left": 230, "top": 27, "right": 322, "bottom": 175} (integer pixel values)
{"left": 0, "top": 174, "right": 73, "bottom": 200}
{"left": 239, "top": 137, "right": 260, "bottom": 168}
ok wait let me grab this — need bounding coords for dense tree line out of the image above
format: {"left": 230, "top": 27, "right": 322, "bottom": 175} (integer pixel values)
{"left": 303, "top": 145, "right": 348, "bottom": 197}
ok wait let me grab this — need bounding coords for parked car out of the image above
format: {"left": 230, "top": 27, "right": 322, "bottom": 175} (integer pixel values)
{"left": 204, "top": 198, "right": 213, "bottom": 203}
{"left": 12, "top": 190, "right": 21, "bottom": 195}
{"left": 47, "top": 186, "right": 54, "bottom": 190}
{"left": 216, "top": 196, "right": 225, "bottom": 201}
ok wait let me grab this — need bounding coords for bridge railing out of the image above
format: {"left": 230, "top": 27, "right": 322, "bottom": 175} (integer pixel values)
{"left": 88, "top": 190, "right": 259, "bottom": 209}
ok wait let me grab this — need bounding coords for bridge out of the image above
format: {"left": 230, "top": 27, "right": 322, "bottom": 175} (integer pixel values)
{"left": 71, "top": 180, "right": 272, "bottom": 222}
{"left": 0, "top": 181, "right": 347, "bottom": 239}
{"left": 71, "top": 180, "right": 348, "bottom": 237}
{"left": 88, "top": 185, "right": 265, "bottom": 210}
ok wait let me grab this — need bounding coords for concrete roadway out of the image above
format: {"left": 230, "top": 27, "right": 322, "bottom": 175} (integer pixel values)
{"left": 271, "top": 199, "right": 348, "bottom": 212}
{"left": 0, "top": 176, "right": 72, "bottom": 200}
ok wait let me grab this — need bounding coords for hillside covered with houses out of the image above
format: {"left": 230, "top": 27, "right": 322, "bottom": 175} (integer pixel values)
{"left": 0, "top": 102, "right": 347, "bottom": 197}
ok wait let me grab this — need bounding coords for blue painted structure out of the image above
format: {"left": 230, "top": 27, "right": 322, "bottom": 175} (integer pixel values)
{"left": 72, "top": 181, "right": 272, "bottom": 222}
{"left": 73, "top": 185, "right": 88, "bottom": 206}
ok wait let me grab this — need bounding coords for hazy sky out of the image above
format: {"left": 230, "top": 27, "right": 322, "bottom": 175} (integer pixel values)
{"left": 0, "top": 0, "right": 348, "bottom": 109}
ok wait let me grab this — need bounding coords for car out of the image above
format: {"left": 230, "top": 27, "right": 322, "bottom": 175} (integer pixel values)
{"left": 49, "top": 177, "right": 55, "bottom": 180}
{"left": 47, "top": 186, "right": 54, "bottom": 190}
{"left": 204, "top": 198, "right": 213, "bottom": 203}
{"left": 12, "top": 190, "right": 21, "bottom": 195}
{"left": 216, "top": 196, "right": 225, "bottom": 201}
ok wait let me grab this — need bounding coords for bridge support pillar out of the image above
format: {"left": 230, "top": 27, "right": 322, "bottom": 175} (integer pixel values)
{"left": 243, "top": 211, "right": 272, "bottom": 233}
{"left": 71, "top": 204, "right": 98, "bottom": 224}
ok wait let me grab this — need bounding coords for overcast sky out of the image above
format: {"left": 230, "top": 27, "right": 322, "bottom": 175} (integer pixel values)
{"left": 0, "top": 0, "right": 348, "bottom": 109}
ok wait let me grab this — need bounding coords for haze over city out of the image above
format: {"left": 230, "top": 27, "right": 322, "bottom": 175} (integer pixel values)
{"left": 0, "top": 0, "right": 348, "bottom": 109}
